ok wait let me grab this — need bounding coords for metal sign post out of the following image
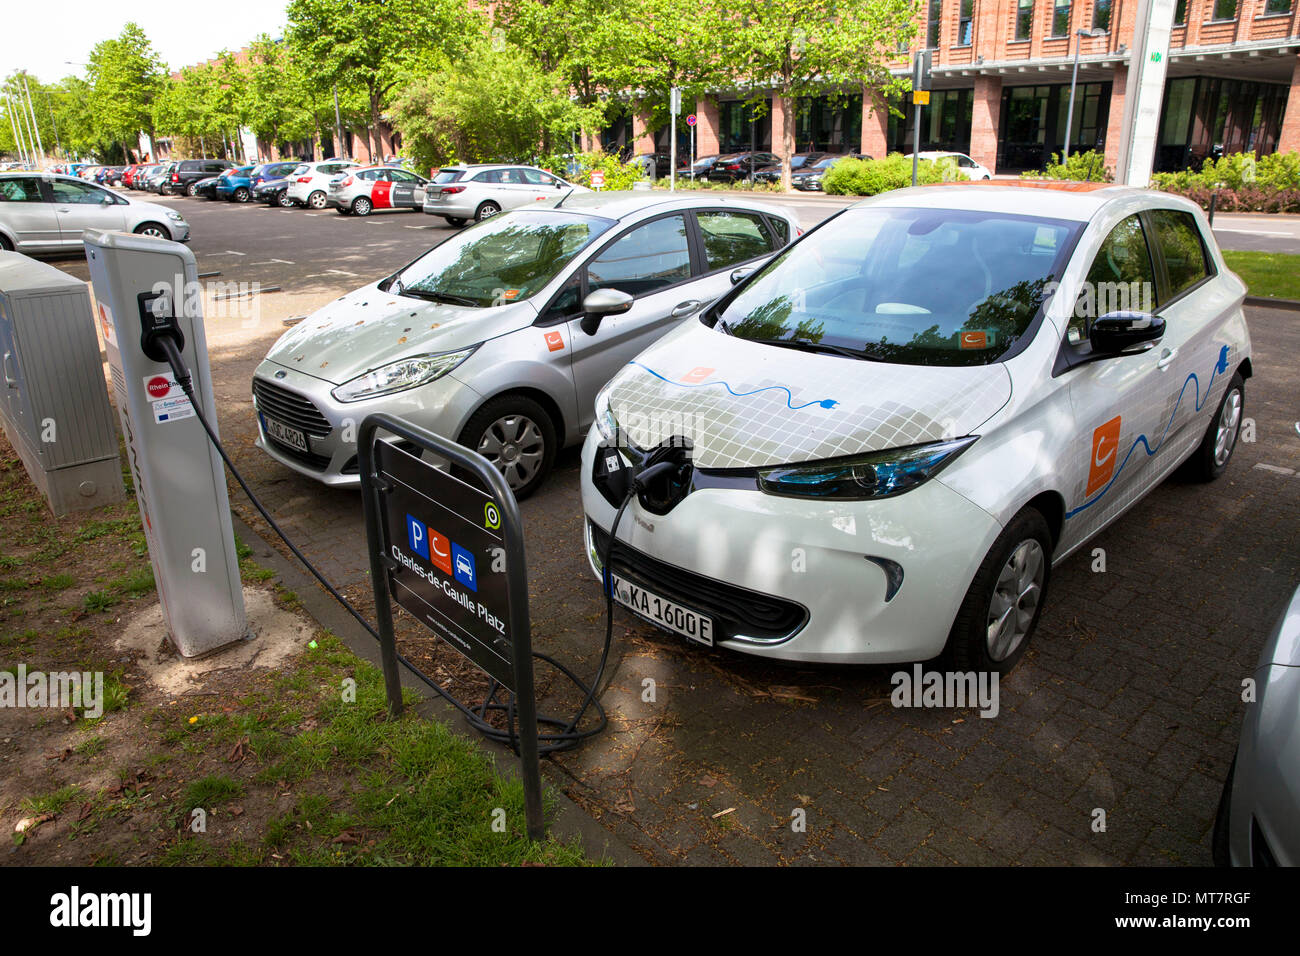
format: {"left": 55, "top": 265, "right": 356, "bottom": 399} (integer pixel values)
{"left": 358, "top": 413, "right": 544, "bottom": 842}
{"left": 911, "top": 51, "right": 932, "bottom": 187}
{"left": 669, "top": 87, "right": 681, "bottom": 192}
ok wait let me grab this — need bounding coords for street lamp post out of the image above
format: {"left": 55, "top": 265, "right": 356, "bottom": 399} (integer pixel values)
{"left": 1064, "top": 27, "right": 1107, "bottom": 163}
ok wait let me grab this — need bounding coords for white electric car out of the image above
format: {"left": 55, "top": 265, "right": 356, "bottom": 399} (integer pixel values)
{"left": 581, "top": 182, "right": 1251, "bottom": 672}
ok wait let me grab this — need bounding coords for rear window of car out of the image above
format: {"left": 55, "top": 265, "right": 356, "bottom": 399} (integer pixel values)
{"left": 1149, "top": 208, "right": 1211, "bottom": 299}
{"left": 432, "top": 169, "right": 464, "bottom": 183}
{"left": 291, "top": 165, "right": 310, "bottom": 176}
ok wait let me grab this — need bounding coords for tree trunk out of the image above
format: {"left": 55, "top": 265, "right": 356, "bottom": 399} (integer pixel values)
{"left": 779, "top": 92, "right": 795, "bottom": 193}
{"left": 369, "top": 88, "right": 383, "bottom": 163}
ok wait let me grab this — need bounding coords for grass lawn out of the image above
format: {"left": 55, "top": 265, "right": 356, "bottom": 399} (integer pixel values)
{"left": 0, "top": 433, "right": 591, "bottom": 866}
{"left": 1221, "top": 250, "right": 1300, "bottom": 301}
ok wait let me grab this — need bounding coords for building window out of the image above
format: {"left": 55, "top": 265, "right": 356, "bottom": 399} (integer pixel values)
{"left": 1092, "top": 0, "right": 1111, "bottom": 30}
{"left": 1264, "top": 0, "right": 1290, "bottom": 12}
{"left": 1211, "top": 0, "right": 1237, "bottom": 18}
{"left": 1052, "top": 0, "right": 1071, "bottom": 35}
{"left": 959, "top": 0, "right": 975, "bottom": 44}
{"left": 1173, "top": 0, "right": 1187, "bottom": 23}
{"left": 1016, "top": 0, "right": 1034, "bottom": 40}
{"left": 928, "top": 0, "right": 943, "bottom": 48}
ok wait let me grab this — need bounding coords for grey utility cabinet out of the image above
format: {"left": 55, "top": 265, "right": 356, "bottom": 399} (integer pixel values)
{"left": 0, "top": 252, "right": 124, "bottom": 515}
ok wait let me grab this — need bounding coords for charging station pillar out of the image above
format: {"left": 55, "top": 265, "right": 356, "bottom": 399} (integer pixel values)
{"left": 84, "top": 230, "right": 248, "bottom": 658}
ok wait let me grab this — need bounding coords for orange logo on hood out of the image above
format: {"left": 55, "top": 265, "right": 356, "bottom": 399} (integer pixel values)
{"left": 681, "top": 366, "right": 714, "bottom": 384}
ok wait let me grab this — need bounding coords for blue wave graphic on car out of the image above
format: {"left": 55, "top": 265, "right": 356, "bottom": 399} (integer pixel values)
{"left": 630, "top": 362, "right": 839, "bottom": 410}
{"left": 1066, "top": 345, "right": 1230, "bottom": 519}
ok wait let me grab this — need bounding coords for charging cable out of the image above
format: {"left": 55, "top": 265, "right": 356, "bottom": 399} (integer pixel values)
{"left": 155, "top": 335, "right": 614, "bottom": 754}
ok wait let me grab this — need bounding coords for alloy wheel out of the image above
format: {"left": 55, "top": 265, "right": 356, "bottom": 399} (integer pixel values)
{"left": 986, "top": 539, "right": 1045, "bottom": 662}
{"left": 1214, "top": 387, "right": 1242, "bottom": 466}
{"left": 476, "top": 415, "right": 545, "bottom": 491}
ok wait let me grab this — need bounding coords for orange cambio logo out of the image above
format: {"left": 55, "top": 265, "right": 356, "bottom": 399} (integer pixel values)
{"left": 1086, "top": 415, "right": 1122, "bottom": 497}
{"left": 959, "top": 330, "right": 988, "bottom": 349}
{"left": 544, "top": 330, "right": 564, "bottom": 352}
{"left": 681, "top": 366, "right": 715, "bottom": 384}
{"left": 428, "top": 527, "right": 453, "bottom": 576}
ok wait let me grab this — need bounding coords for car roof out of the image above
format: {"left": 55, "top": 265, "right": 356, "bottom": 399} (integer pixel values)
{"left": 534, "top": 189, "right": 796, "bottom": 221}
{"left": 861, "top": 180, "right": 1154, "bottom": 221}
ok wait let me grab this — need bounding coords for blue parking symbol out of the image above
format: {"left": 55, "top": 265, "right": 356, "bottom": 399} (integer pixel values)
{"left": 451, "top": 543, "right": 477, "bottom": 592}
{"left": 406, "top": 514, "right": 429, "bottom": 560}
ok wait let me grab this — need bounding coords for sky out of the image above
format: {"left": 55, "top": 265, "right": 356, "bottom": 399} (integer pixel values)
{"left": 2, "top": 3, "right": 291, "bottom": 83}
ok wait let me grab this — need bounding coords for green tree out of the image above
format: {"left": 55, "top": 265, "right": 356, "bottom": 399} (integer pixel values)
{"left": 286, "top": 0, "right": 469, "bottom": 162}
{"left": 724, "top": 0, "right": 916, "bottom": 189}
{"left": 86, "top": 23, "right": 166, "bottom": 161}
{"left": 389, "top": 33, "right": 603, "bottom": 171}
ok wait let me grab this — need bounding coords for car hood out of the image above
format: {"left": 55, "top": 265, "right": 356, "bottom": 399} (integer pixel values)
{"left": 604, "top": 323, "right": 1012, "bottom": 469}
{"left": 264, "top": 282, "right": 536, "bottom": 386}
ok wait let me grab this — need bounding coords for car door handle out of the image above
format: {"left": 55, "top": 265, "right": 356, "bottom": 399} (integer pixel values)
{"left": 56, "top": 207, "right": 72, "bottom": 213}
{"left": 1156, "top": 347, "right": 1178, "bottom": 370}
{"left": 670, "top": 300, "right": 703, "bottom": 318}
{"left": 3, "top": 351, "right": 17, "bottom": 388}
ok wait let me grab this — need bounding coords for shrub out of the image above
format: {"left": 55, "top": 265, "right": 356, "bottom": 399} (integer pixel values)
{"left": 538, "top": 148, "right": 643, "bottom": 191}
{"left": 1151, "top": 151, "right": 1300, "bottom": 213}
{"left": 1021, "top": 149, "right": 1113, "bottom": 182}
{"left": 822, "top": 153, "right": 962, "bottom": 196}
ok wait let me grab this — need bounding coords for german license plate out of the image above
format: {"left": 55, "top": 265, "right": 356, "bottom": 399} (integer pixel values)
{"left": 263, "top": 415, "right": 308, "bottom": 453}
{"left": 611, "top": 574, "right": 713, "bottom": 647}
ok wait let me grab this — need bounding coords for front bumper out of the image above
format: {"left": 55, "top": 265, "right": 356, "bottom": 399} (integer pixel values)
{"left": 250, "top": 359, "right": 485, "bottom": 487}
{"left": 578, "top": 427, "right": 1002, "bottom": 664}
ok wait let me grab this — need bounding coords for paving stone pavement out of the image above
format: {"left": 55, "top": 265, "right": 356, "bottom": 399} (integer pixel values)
{"left": 211, "top": 304, "right": 1300, "bottom": 865}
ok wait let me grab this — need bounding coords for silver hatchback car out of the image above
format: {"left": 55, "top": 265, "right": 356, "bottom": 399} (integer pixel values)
{"left": 423, "top": 163, "right": 587, "bottom": 227}
{"left": 252, "top": 192, "right": 798, "bottom": 496}
{"left": 0, "top": 173, "right": 190, "bottom": 252}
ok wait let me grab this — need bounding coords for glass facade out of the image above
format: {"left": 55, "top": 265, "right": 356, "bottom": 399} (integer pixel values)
{"left": 719, "top": 99, "right": 772, "bottom": 152}
{"left": 1155, "top": 76, "right": 1289, "bottom": 172}
{"left": 887, "top": 88, "right": 975, "bottom": 153}
{"left": 793, "top": 93, "right": 863, "bottom": 153}
{"left": 997, "top": 82, "right": 1110, "bottom": 171}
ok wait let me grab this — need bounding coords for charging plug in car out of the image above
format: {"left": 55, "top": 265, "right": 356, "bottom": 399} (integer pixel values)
{"left": 137, "top": 289, "right": 191, "bottom": 394}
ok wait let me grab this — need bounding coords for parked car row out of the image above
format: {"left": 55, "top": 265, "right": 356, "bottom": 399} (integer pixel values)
{"left": 0, "top": 171, "right": 189, "bottom": 252}
{"left": 248, "top": 181, "right": 1251, "bottom": 689}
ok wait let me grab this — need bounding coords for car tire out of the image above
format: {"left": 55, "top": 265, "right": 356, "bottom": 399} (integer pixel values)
{"left": 186, "top": 182, "right": 199, "bottom": 197}
{"left": 1182, "top": 372, "right": 1245, "bottom": 482}
{"left": 944, "top": 506, "right": 1053, "bottom": 675}
{"left": 352, "top": 197, "right": 372, "bottom": 216}
{"left": 475, "top": 201, "right": 501, "bottom": 222}
{"left": 234, "top": 186, "right": 251, "bottom": 203}
{"left": 0, "top": 233, "right": 12, "bottom": 251}
{"left": 457, "top": 395, "right": 556, "bottom": 500}
{"left": 308, "top": 190, "right": 327, "bottom": 210}
{"left": 133, "top": 222, "right": 170, "bottom": 240}
{"left": 444, "top": 217, "right": 466, "bottom": 227}
{"left": 276, "top": 191, "right": 295, "bottom": 208}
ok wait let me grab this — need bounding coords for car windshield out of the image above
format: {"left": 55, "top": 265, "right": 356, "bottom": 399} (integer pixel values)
{"left": 388, "top": 210, "right": 615, "bottom": 308}
{"left": 716, "top": 205, "right": 1081, "bottom": 367}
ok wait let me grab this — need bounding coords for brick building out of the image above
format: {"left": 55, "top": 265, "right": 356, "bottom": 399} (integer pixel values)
{"left": 619, "top": 0, "right": 1300, "bottom": 176}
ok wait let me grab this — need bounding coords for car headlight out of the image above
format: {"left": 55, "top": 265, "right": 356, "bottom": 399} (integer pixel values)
{"left": 594, "top": 382, "right": 619, "bottom": 443}
{"left": 330, "top": 347, "right": 476, "bottom": 403}
{"left": 756, "top": 437, "right": 977, "bottom": 500}
{"left": 166, "top": 211, "right": 185, "bottom": 222}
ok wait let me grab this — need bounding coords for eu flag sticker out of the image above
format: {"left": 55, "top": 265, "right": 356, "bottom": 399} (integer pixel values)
{"left": 451, "top": 543, "right": 477, "bottom": 592}
{"left": 406, "top": 514, "right": 429, "bottom": 560}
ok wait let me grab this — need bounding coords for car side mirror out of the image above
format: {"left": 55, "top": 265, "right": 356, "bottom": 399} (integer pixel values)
{"left": 580, "top": 288, "right": 634, "bottom": 336}
{"left": 1089, "top": 311, "right": 1165, "bottom": 355}
{"left": 730, "top": 266, "right": 757, "bottom": 285}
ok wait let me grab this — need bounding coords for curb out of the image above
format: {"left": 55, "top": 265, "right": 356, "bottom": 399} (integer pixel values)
{"left": 230, "top": 513, "right": 648, "bottom": 866}
{"left": 1245, "top": 295, "right": 1300, "bottom": 311}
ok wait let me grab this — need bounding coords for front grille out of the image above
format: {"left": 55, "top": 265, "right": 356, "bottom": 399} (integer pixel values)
{"left": 590, "top": 522, "right": 807, "bottom": 643}
{"left": 252, "top": 377, "right": 332, "bottom": 438}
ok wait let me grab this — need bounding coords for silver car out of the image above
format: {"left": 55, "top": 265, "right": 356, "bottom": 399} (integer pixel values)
{"left": 1215, "top": 583, "right": 1300, "bottom": 866}
{"left": 286, "top": 160, "right": 360, "bottom": 209}
{"left": 0, "top": 173, "right": 190, "bottom": 253}
{"left": 423, "top": 163, "right": 587, "bottom": 227}
{"left": 252, "top": 192, "right": 798, "bottom": 496}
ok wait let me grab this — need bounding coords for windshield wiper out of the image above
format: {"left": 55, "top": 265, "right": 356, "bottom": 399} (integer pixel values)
{"left": 746, "top": 337, "right": 883, "bottom": 362}
{"left": 400, "top": 288, "right": 478, "bottom": 307}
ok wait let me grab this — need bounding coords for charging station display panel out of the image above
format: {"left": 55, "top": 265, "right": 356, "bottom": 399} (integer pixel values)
{"left": 374, "top": 441, "right": 516, "bottom": 690}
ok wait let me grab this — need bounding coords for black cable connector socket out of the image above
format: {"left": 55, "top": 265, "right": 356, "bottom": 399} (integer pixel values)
{"left": 136, "top": 290, "right": 186, "bottom": 365}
